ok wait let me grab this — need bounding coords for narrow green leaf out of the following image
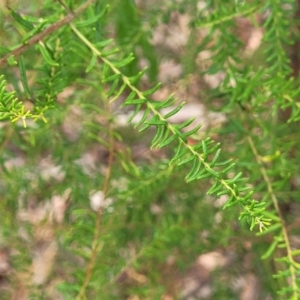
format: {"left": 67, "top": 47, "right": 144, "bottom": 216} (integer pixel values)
{"left": 291, "top": 249, "right": 300, "bottom": 256}
{"left": 86, "top": 52, "right": 97, "bottom": 73}
{"left": 272, "top": 269, "right": 291, "bottom": 279}
{"left": 196, "top": 172, "right": 211, "bottom": 180}
{"left": 178, "top": 155, "right": 195, "bottom": 166}
{"left": 206, "top": 168, "right": 220, "bottom": 178}
{"left": 175, "top": 117, "right": 195, "bottom": 130}
{"left": 0, "top": 46, "right": 10, "bottom": 55}
{"left": 88, "top": 133, "right": 109, "bottom": 147}
{"left": 226, "top": 172, "right": 243, "bottom": 184}
{"left": 171, "top": 143, "right": 188, "bottom": 163}
{"left": 102, "top": 73, "right": 120, "bottom": 83}
{"left": 207, "top": 181, "right": 218, "bottom": 194}
{"left": 7, "top": 55, "right": 18, "bottom": 66}
{"left": 210, "top": 149, "right": 221, "bottom": 167}
{"left": 217, "top": 189, "right": 230, "bottom": 196}
{"left": 19, "top": 55, "right": 31, "bottom": 98}
{"left": 202, "top": 140, "right": 207, "bottom": 154}
{"left": 206, "top": 143, "right": 221, "bottom": 155}
{"left": 143, "top": 82, "right": 161, "bottom": 96}
{"left": 186, "top": 159, "right": 201, "bottom": 182}
{"left": 123, "top": 91, "right": 136, "bottom": 104}
{"left": 238, "top": 186, "right": 252, "bottom": 192}
{"left": 262, "top": 211, "right": 281, "bottom": 222}
{"left": 163, "top": 102, "right": 184, "bottom": 119}
{"left": 123, "top": 99, "right": 146, "bottom": 105}
{"left": 139, "top": 123, "right": 152, "bottom": 132}
{"left": 95, "top": 39, "right": 114, "bottom": 49}
{"left": 158, "top": 133, "right": 177, "bottom": 148}
{"left": 173, "top": 127, "right": 187, "bottom": 143}
{"left": 154, "top": 94, "right": 176, "bottom": 109}
{"left": 76, "top": 8, "right": 108, "bottom": 28}
{"left": 261, "top": 239, "right": 279, "bottom": 260}
{"left": 233, "top": 184, "right": 239, "bottom": 196}
{"left": 145, "top": 115, "right": 166, "bottom": 126}
{"left": 22, "top": 21, "right": 46, "bottom": 43}
{"left": 214, "top": 159, "right": 233, "bottom": 166}
{"left": 102, "top": 63, "right": 110, "bottom": 78}
{"left": 9, "top": 7, "right": 34, "bottom": 30}
{"left": 253, "top": 201, "right": 267, "bottom": 208}
{"left": 134, "top": 108, "right": 150, "bottom": 127}
{"left": 110, "top": 83, "right": 127, "bottom": 102}
{"left": 101, "top": 48, "right": 119, "bottom": 57}
{"left": 38, "top": 43, "right": 59, "bottom": 67}
{"left": 114, "top": 54, "right": 135, "bottom": 68}
{"left": 256, "top": 223, "right": 281, "bottom": 236}
{"left": 209, "top": 184, "right": 223, "bottom": 194}
{"left": 219, "top": 163, "right": 236, "bottom": 174}
{"left": 152, "top": 126, "right": 166, "bottom": 148}
{"left": 277, "top": 243, "right": 287, "bottom": 249}
{"left": 107, "top": 78, "right": 120, "bottom": 97}
{"left": 250, "top": 217, "right": 256, "bottom": 231}
{"left": 183, "top": 124, "right": 202, "bottom": 138}
{"left": 274, "top": 256, "right": 289, "bottom": 263}
{"left": 128, "top": 69, "right": 147, "bottom": 84}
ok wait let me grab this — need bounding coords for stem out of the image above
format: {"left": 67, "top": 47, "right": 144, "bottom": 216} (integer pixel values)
{"left": 247, "top": 136, "right": 299, "bottom": 299}
{"left": 76, "top": 101, "right": 115, "bottom": 300}
{"left": 0, "top": 0, "right": 96, "bottom": 67}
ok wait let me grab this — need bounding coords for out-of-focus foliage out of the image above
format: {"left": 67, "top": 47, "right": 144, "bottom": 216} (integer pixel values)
{"left": 0, "top": 0, "right": 299, "bottom": 299}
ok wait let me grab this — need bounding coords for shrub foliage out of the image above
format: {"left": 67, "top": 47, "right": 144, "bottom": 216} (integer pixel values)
{"left": 0, "top": 0, "right": 299, "bottom": 299}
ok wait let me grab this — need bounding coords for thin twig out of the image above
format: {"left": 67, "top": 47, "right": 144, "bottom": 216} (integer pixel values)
{"left": 247, "top": 136, "right": 299, "bottom": 299}
{"left": 76, "top": 101, "right": 115, "bottom": 300}
{"left": 0, "top": 0, "right": 96, "bottom": 68}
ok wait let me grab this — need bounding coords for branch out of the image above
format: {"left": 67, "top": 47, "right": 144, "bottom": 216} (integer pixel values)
{"left": 76, "top": 101, "right": 115, "bottom": 300}
{"left": 247, "top": 136, "right": 299, "bottom": 298}
{"left": 0, "top": 0, "right": 96, "bottom": 68}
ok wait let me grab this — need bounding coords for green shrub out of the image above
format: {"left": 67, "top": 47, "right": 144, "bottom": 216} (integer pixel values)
{"left": 0, "top": 0, "right": 299, "bottom": 299}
